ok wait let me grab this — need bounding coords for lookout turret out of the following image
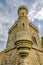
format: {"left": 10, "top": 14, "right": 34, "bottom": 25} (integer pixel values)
{"left": 6, "top": 5, "right": 41, "bottom": 51}
{"left": 18, "top": 5, "right": 28, "bottom": 18}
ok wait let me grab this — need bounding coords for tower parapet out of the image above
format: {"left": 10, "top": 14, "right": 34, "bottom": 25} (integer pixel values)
{"left": 18, "top": 5, "right": 28, "bottom": 19}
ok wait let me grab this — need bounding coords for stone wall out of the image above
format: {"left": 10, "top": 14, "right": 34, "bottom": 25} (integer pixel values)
{"left": 1, "top": 48, "right": 43, "bottom": 65}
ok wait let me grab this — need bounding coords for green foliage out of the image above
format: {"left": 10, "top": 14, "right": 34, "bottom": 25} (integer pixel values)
{"left": 41, "top": 37, "right": 43, "bottom": 48}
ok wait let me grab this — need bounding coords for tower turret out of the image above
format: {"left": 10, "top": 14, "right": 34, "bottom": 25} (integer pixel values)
{"left": 2, "top": 5, "right": 42, "bottom": 65}
{"left": 15, "top": 6, "right": 33, "bottom": 57}
{"left": 18, "top": 5, "right": 28, "bottom": 19}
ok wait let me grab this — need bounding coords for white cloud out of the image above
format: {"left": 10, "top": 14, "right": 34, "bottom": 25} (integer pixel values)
{"left": 29, "top": 8, "right": 43, "bottom": 21}
{"left": 0, "top": 24, "right": 8, "bottom": 51}
{"left": 29, "top": 0, "right": 43, "bottom": 21}
{"left": 35, "top": 8, "right": 43, "bottom": 20}
{"left": 0, "top": 23, "right": 3, "bottom": 36}
{"left": 38, "top": 24, "right": 41, "bottom": 29}
{"left": 0, "top": 0, "right": 16, "bottom": 51}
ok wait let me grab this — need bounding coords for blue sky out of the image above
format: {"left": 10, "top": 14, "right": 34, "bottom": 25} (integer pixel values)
{"left": 0, "top": 0, "right": 43, "bottom": 51}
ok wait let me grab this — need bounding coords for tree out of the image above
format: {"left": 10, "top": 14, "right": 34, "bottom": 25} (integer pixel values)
{"left": 41, "top": 37, "right": 43, "bottom": 48}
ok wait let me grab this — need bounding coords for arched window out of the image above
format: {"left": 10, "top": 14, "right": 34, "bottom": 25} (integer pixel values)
{"left": 32, "top": 36, "right": 37, "bottom": 43}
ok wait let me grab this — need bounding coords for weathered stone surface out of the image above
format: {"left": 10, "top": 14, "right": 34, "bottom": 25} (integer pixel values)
{"left": 0, "top": 5, "right": 43, "bottom": 65}
{"left": 0, "top": 50, "right": 5, "bottom": 65}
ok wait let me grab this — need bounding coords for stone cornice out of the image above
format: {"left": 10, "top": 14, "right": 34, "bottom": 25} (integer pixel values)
{"left": 4, "top": 46, "right": 43, "bottom": 53}
{"left": 31, "top": 47, "right": 43, "bottom": 53}
{"left": 29, "top": 21, "right": 39, "bottom": 32}
{"left": 8, "top": 21, "right": 18, "bottom": 34}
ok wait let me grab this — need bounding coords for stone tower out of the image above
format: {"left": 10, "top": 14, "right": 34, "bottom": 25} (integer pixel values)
{"left": 1, "top": 5, "right": 43, "bottom": 65}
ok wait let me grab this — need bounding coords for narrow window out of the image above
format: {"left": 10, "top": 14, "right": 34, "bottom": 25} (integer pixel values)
{"left": 22, "top": 12, "right": 24, "bottom": 16}
{"left": 23, "top": 23, "right": 24, "bottom": 28}
{"left": 22, "top": 23, "right": 25, "bottom": 30}
{"left": 32, "top": 36, "right": 37, "bottom": 43}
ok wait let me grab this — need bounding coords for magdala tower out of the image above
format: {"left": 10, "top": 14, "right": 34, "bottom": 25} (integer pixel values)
{"left": 1, "top": 5, "right": 43, "bottom": 65}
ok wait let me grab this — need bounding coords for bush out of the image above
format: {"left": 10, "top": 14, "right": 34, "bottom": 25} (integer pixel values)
{"left": 41, "top": 37, "right": 43, "bottom": 48}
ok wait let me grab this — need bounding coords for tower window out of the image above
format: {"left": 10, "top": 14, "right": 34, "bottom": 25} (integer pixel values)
{"left": 23, "top": 23, "right": 24, "bottom": 28}
{"left": 21, "top": 23, "right": 25, "bottom": 30}
{"left": 22, "top": 23, "right": 25, "bottom": 30}
{"left": 22, "top": 12, "right": 24, "bottom": 16}
{"left": 32, "top": 36, "right": 37, "bottom": 43}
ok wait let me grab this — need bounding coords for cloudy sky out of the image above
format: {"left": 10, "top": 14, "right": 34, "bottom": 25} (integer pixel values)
{"left": 0, "top": 0, "right": 43, "bottom": 51}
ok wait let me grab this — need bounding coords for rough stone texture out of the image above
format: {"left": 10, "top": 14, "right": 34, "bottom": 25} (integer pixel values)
{"left": 0, "top": 50, "right": 5, "bottom": 65}
{"left": 0, "top": 5, "right": 43, "bottom": 65}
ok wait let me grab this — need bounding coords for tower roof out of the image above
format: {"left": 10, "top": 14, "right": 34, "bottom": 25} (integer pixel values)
{"left": 18, "top": 5, "right": 28, "bottom": 14}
